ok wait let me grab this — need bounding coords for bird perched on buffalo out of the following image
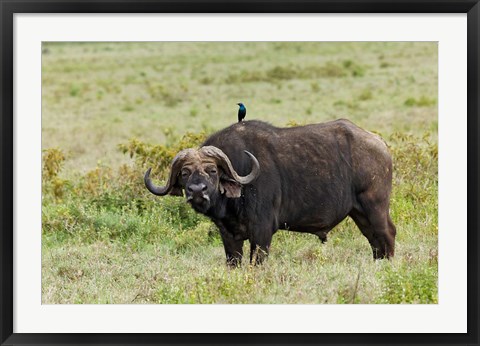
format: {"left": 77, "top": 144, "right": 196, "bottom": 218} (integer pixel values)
{"left": 237, "top": 103, "right": 246, "bottom": 122}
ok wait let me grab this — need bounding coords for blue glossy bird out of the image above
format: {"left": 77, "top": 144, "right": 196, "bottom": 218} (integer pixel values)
{"left": 237, "top": 103, "right": 246, "bottom": 122}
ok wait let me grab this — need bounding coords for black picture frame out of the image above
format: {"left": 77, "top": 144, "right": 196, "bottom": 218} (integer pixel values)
{"left": 1, "top": 1, "right": 479, "bottom": 345}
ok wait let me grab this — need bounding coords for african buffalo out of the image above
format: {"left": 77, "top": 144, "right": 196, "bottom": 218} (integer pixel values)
{"left": 145, "top": 120, "right": 396, "bottom": 266}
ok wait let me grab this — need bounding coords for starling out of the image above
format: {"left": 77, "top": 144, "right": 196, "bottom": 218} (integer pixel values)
{"left": 237, "top": 103, "right": 246, "bottom": 122}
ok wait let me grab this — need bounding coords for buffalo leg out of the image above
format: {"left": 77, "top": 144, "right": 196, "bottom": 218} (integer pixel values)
{"left": 349, "top": 209, "right": 382, "bottom": 257}
{"left": 215, "top": 221, "right": 244, "bottom": 267}
{"left": 368, "top": 210, "right": 395, "bottom": 259}
{"left": 313, "top": 230, "right": 329, "bottom": 243}
{"left": 249, "top": 242, "right": 269, "bottom": 265}
{"left": 350, "top": 194, "right": 396, "bottom": 259}
{"left": 249, "top": 222, "right": 274, "bottom": 265}
{"left": 220, "top": 233, "right": 244, "bottom": 267}
{"left": 386, "top": 214, "right": 397, "bottom": 254}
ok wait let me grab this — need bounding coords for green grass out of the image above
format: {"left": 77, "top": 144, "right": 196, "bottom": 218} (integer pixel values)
{"left": 42, "top": 42, "right": 438, "bottom": 304}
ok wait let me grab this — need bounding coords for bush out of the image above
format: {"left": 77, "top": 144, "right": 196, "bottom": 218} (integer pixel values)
{"left": 388, "top": 132, "right": 438, "bottom": 204}
{"left": 377, "top": 263, "right": 438, "bottom": 303}
{"left": 404, "top": 96, "right": 437, "bottom": 107}
{"left": 118, "top": 130, "right": 206, "bottom": 177}
{"left": 42, "top": 148, "right": 69, "bottom": 200}
{"left": 224, "top": 61, "right": 367, "bottom": 84}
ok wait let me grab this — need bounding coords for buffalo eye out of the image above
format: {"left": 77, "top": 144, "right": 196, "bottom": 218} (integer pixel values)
{"left": 206, "top": 167, "right": 217, "bottom": 176}
{"left": 181, "top": 169, "right": 191, "bottom": 179}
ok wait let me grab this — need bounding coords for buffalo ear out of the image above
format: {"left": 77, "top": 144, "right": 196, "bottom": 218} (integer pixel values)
{"left": 220, "top": 178, "right": 242, "bottom": 198}
{"left": 169, "top": 186, "right": 183, "bottom": 196}
{"left": 169, "top": 174, "right": 184, "bottom": 196}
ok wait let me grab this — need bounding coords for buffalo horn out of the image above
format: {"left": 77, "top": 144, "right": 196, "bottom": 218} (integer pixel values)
{"left": 201, "top": 146, "right": 260, "bottom": 184}
{"left": 144, "top": 149, "right": 194, "bottom": 196}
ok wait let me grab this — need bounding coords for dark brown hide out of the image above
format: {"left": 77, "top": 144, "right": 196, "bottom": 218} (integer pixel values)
{"left": 145, "top": 120, "right": 396, "bottom": 266}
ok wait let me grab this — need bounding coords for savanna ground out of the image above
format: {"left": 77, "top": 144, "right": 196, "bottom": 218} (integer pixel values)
{"left": 42, "top": 42, "right": 438, "bottom": 304}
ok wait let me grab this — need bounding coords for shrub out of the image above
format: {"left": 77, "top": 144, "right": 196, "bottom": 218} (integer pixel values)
{"left": 357, "top": 89, "right": 373, "bottom": 101}
{"left": 224, "top": 61, "right": 366, "bottom": 84}
{"left": 42, "top": 148, "right": 69, "bottom": 200}
{"left": 377, "top": 263, "right": 438, "bottom": 303}
{"left": 388, "top": 132, "right": 438, "bottom": 204}
{"left": 118, "top": 131, "right": 206, "bottom": 177}
{"left": 404, "top": 96, "right": 437, "bottom": 107}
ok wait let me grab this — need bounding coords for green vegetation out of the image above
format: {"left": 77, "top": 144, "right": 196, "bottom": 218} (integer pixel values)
{"left": 42, "top": 42, "right": 438, "bottom": 304}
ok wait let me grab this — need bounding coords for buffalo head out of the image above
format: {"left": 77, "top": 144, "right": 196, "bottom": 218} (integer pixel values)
{"left": 144, "top": 146, "right": 260, "bottom": 213}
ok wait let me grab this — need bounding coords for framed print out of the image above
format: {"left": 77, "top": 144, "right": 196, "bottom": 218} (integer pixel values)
{"left": 1, "top": 1, "right": 479, "bottom": 345}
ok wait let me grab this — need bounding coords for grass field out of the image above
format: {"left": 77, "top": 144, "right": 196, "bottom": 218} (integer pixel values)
{"left": 42, "top": 42, "right": 438, "bottom": 304}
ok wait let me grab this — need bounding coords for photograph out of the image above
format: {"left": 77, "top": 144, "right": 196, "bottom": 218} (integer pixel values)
{"left": 41, "top": 41, "right": 438, "bottom": 304}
